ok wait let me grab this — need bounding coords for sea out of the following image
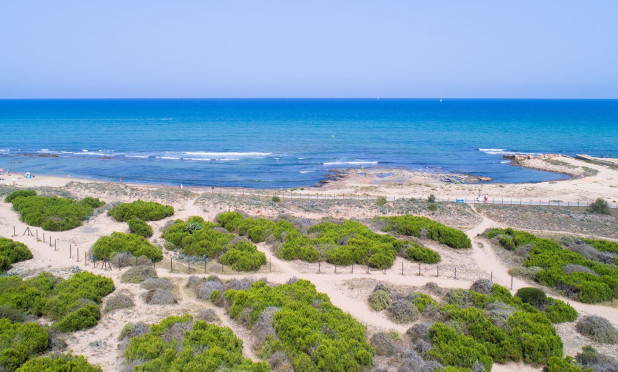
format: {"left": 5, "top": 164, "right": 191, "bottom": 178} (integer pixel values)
{"left": 1, "top": 99, "right": 617, "bottom": 188}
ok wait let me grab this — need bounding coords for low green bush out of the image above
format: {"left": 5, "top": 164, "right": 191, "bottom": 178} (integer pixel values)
{"left": 92, "top": 232, "right": 162, "bottom": 261}
{"left": 225, "top": 280, "right": 374, "bottom": 371}
{"left": 4, "top": 190, "right": 36, "bottom": 203}
{"left": 0, "top": 271, "right": 114, "bottom": 333}
{"left": 545, "top": 356, "right": 585, "bottom": 372}
{"left": 405, "top": 242, "right": 441, "bottom": 264}
{"left": 219, "top": 241, "right": 266, "bottom": 271}
{"left": 380, "top": 215, "right": 471, "bottom": 249}
{"left": 271, "top": 196, "right": 280, "bottom": 203}
{"left": 0, "top": 238, "right": 33, "bottom": 273}
{"left": 490, "top": 228, "right": 618, "bottom": 303}
{"left": 79, "top": 197, "right": 105, "bottom": 209}
{"left": 55, "top": 303, "right": 100, "bottom": 332}
{"left": 376, "top": 196, "right": 387, "bottom": 206}
{"left": 16, "top": 353, "right": 102, "bottom": 372}
{"left": 162, "top": 216, "right": 234, "bottom": 257}
{"left": 127, "top": 218, "right": 153, "bottom": 238}
{"left": 543, "top": 298, "right": 578, "bottom": 323}
{"left": 123, "top": 315, "right": 269, "bottom": 371}
{"left": 108, "top": 200, "right": 174, "bottom": 222}
{"left": 582, "top": 238, "right": 618, "bottom": 255}
{"left": 368, "top": 289, "right": 391, "bottom": 311}
{"left": 0, "top": 319, "right": 49, "bottom": 371}
{"left": 515, "top": 287, "right": 547, "bottom": 308}
{"left": 588, "top": 198, "right": 610, "bottom": 215}
{"left": 427, "top": 203, "right": 438, "bottom": 211}
{"left": 9, "top": 192, "right": 103, "bottom": 231}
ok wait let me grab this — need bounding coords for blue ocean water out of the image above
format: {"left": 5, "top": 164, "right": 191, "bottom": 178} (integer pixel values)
{"left": 0, "top": 99, "right": 617, "bottom": 188}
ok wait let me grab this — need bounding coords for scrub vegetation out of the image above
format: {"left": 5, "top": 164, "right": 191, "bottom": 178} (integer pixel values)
{"left": 487, "top": 228, "right": 618, "bottom": 303}
{"left": 6, "top": 190, "right": 104, "bottom": 231}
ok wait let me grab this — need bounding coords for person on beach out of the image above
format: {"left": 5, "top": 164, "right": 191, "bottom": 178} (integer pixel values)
{"left": 120, "top": 177, "right": 123, "bottom": 183}
{"left": 484, "top": 194, "right": 488, "bottom": 203}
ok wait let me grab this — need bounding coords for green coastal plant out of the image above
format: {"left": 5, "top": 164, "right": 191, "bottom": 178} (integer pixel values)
{"left": 219, "top": 241, "right": 266, "bottom": 271}
{"left": 8, "top": 191, "right": 105, "bottom": 231}
{"left": 122, "top": 315, "right": 269, "bottom": 371}
{"left": 487, "top": 228, "right": 617, "bottom": 303}
{"left": 107, "top": 200, "right": 174, "bottom": 222}
{"left": 380, "top": 215, "right": 471, "bottom": 249}
{"left": 588, "top": 198, "right": 610, "bottom": 215}
{"left": 127, "top": 218, "right": 153, "bottom": 238}
{"left": 0, "top": 238, "right": 32, "bottom": 273}
{"left": 221, "top": 279, "right": 374, "bottom": 370}
{"left": 93, "top": 232, "right": 162, "bottom": 261}
{"left": 0, "top": 319, "right": 49, "bottom": 371}
{"left": 0, "top": 271, "right": 114, "bottom": 333}
{"left": 16, "top": 353, "right": 102, "bottom": 372}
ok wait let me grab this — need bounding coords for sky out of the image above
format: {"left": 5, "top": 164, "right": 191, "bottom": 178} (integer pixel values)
{"left": 1, "top": 1, "right": 617, "bottom": 99}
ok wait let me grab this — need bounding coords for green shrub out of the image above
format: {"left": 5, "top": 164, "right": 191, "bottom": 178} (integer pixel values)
{"left": 219, "top": 241, "right": 266, "bottom": 271}
{"left": 0, "top": 319, "right": 49, "bottom": 371}
{"left": 380, "top": 215, "right": 471, "bottom": 249}
{"left": 271, "top": 196, "right": 280, "bottom": 203}
{"left": 428, "top": 322, "right": 493, "bottom": 370}
{"left": 108, "top": 200, "right": 174, "bottom": 222}
{"left": 4, "top": 190, "right": 36, "bottom": 203}
{"left": 545, "top": 356, "right": 585, "bottom": 372}
{"left": 10, "top": 195, "right": 100, "bottom": 231}
{"left": 387, "top": 299, "right": 420, "bottom": 323}
{"left": 55, "top": 303, "right": 100, "bottom": 332}
{"left": 368, "top": 289, "right": 391, "bottom": 311}
{"left": 0, "top": 238, "right": 33, "bottom": 273}
{"left": 588, "top": 198, "right": 610, "bottom": 214}
{"left": 515, "top": 287, "right": 547, "bottom": 308}
{"left": 127, "top": 218, "right": 153, "bottom": 238}
{"left": 162, "top": 217, "right": 234, "bottom": 257}
{"left": 582, "top": 238, "right": 618, "bottom": 255}
{"left": 16, "top": 353, "right": 102, "bottom": 372}
{"left": 411, "top": 293, "right": 436, "bottom": 312}
{"left": 427, "top": 203, "right": 438, "bottom": 211}
{"left": 495, "top": 229, "right": 618, "bottom": 303}
{"left": 376, "top": 196, "right": 387, "bottom": 206}
{"left": 543, "top": 298, "right": 578, "bottom": 323}
{"left": 93, "top": 232, "right": 162, "bottom": 261}
{"left": 225, "top": 280, "right": 374, "bottom": 371}
{"left": 79, "top": 197, "right": 105, "bottom": 209}
{"left": 124, "top": 315, "right": 269, "bottom": 371}
{"left": 428, "top": 194, "right": 436, "bottom": 203}
{"left": 405, "top": 242, "right": 441, "bottom": 264}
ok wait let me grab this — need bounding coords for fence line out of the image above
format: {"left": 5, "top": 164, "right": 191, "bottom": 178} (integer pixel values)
{"left": 186, "top": 186, "right": 618, "bottom": 209}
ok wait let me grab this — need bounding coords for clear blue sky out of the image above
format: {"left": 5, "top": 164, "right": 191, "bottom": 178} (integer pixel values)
{"left": 1, "top": 1, "right": 617, "bottom": 98}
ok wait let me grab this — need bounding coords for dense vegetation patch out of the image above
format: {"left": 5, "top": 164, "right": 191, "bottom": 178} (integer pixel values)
{"left": 7, "top": 191, "right": 104, "bottom": 231}
{"left": 0, "top": 319, "right": 48, "bottom": 371}
{"left": 582, "top": 238, "right": 618, "bottom": 256}
{"left": 0, "top": 271, "right": 114, "bottom": 332}
{"left": 487, "top": 228, "right": 618, "bottom": 303}
{"left": 92, "top": 232, "right": 162, "bottom": 262}
{"left": 121, "top": 315, "right": 269, "bottom": 371}
{"left": 0, "top": 238, "right": 32, "bottom": 273}
{"left": 217, "top": 212, "right": 441, "bottom": 268}
{"left": 127, "top": 218, "right": 153, "bottom": 238}
{"left": 379, "top": 215, "right": 471, "bottom": 249}
{"left": 16, "top": 353, "right": 102, "bottom": 372}
{"left": 220, "top": 279, "right": 374, "bottom": 371}
{"left": 108, "top": 200, "right": 174, "bottom": 222}
{"left": 575, "top": 316, "right": 618, "bottom": 344}
{"left": 372, "top": 281, "right": 575, "bottom": 371}
{"left": 163, "top": 216, "right": 266, "bottom": 271}
{"left": 220, "top": 241, "right": 267, "bottom": 272}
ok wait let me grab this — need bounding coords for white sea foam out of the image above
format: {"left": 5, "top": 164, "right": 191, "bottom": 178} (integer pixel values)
{"left": 500, "top": 160, "right": 511, "bottom": 164}
{"left": 478, "top": 148, "right": 507, "bottom": 155}
{"left": 299, "top": 170, "right": 314, "bottom": 173}
{"left": 323, "top": 161, "right": 378, "bottom": 166}
{"left": 184, "top": 151, "right": 271, "bottom": 158}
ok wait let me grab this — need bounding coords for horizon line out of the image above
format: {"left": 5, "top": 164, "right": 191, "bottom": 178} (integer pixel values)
{"left": 1, "top": 97, "right": 618, "bottom": 101}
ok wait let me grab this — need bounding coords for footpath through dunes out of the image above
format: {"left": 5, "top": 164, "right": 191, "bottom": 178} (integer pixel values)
{"left": 3, "top": 187, "right": 618, "bottom": 371}
{"left": 466, "top": 204, "right": 618, "bottom": 327}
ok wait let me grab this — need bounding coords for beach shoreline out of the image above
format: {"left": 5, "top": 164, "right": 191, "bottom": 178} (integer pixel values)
{"left": 1, "top": 153, "right": 616, "bottom": 204}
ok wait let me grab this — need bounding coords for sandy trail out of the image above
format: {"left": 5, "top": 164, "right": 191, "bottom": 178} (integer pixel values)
{"left": 2, "top": 188, "right": 618, "bottom": 371}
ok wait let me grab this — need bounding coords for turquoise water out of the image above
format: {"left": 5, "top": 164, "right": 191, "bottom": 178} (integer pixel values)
{"left": 0, "top": 99, "right": 616, "bottom": 188}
